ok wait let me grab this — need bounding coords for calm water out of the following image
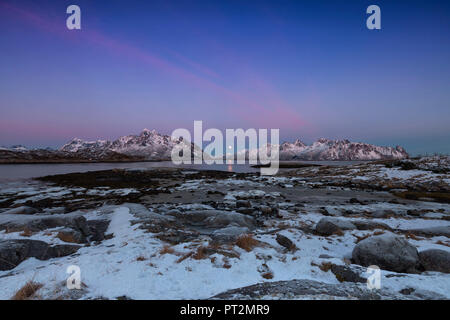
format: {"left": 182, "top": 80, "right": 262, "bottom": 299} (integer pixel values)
{"left": 0, "top": 160, "right": 366, "bottom": 182}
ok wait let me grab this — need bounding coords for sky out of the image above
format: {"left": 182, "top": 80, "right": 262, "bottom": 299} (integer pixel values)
{"left": 0, "top": 0, "right": 449, "bottom": 155}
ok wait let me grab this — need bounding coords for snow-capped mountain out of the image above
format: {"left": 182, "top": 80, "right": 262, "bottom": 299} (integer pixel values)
{"left": 0, "top": 145, "right": 28, "bottom": 152}
{"left": 60, "top": 129, "right": 200, "bottom": 160}
{"left": 279, "top": 138, "right": 408, "bottom": 160}
{"left": 233, "top": 138, "right": 408, "bottom": 161}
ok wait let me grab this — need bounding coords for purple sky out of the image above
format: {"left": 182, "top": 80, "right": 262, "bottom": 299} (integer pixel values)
{"left": 0, "top": 0, "right": 449, "bottom": 155}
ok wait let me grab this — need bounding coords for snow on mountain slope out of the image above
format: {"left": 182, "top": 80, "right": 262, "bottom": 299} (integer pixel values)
{"left": 60, "top": 129, "right": 200, "bottom": 160}
{"left": 282, "top": 138, "right": 409, "bottom": 160}
{"left": 235, "top": 138, "right": 408, "bottom": 161}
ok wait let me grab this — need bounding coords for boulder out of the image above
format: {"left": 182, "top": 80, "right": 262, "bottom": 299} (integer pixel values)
{"left": 167, "top": 210, "right": 256, "bottom": 230}
{"left": 330, "top": 264, "right": 366, "bottom": 283}
{"left": 352, "top": 234, "right": 420, "bottom": 273}
{"left": 315, "top": 217, "right": 356, "bottom": 236}
{"left": 275, "top": 234, "right": 296, "bottom": 251}
{"left": 2, "top": 206, "right": 38, "bottom": 215}
{"left": 212, "top": 226, "right": 250, "bottom": 242}
{"left": 87, "top": 219, "right": 111, "bottom": 242}
{"left": 0, "top": 239, "right": 80, "bottom": 271}
{"left": 0, "top": 212, "right": 89, "bottom": 234}
{"left": 419, "top": 249, "right": 450, "bottom": 273}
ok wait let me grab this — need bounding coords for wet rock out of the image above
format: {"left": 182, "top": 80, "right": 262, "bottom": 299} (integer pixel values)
{"left": 0, "top": 239, "right": 80, "bottom": 271}
{"left": 275, "top": 234, "right": 296, "bottom": 251}
{"left": 352, "top": 234, "right": 420, "bottom": 273}
{"left": 2, "top": 206, "right": 38, "bottom": 215}
{"left": 315, "top": 217, "right": 356, "bottom": 236}
{"left": 419, "top": 249, "right": 450, "bottom": 273}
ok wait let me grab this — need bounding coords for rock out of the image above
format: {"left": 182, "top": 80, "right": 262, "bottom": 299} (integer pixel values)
{"left": 236, "top": 208, "right": 254, "bottom": 215}
{"left": 212, "top": 226, "right": 250, "bottom": 242}
{"left": 236, "top": 200, "right": 251, "bottom": 208}
{"left": 406, "top": 226, "right": 450, "bottom": 238}
{"left": 0, "top": 212, "right": 89, "bottom": 235}
{"left": 0, "top": 239, "right": 80, "bottom": 271}
{"left": 210, "top": 278, "right": 436, "bottom": 300}
{"left": 352, "top": 234, "right": 420, "bottom": 273}
{"left": 315, "top": 217, "right": 356, "bottom": 236}
{"left": 87, "top": 219, "right": 111, "bottom": 242}
{"left": 46, "top": 244, "right": 81, "bottom": 258}
{"left": 330, "top": 264, "right": 365, "bottom": 283}
{"left": 352, "top": 220, "right": 391, "bottom": 231}
{"left": 259, "top": 206, "right": 272, "bottom": 215}
{"left": 371, "top": 209, "right": 394, "bottom": 219}
{"left": 349, "top": 198, "right": 364, "bottom": 204}
{"left": 167, "top": 210, "right": 256, "bottom": 230}
{"left": 57, "top": 228, "right": 86, "bottom": 244}
{"left": 275, "top": 234, "right": 296, "bottom": 251}
{"left": 419, "top": 249, "right": 450, "bottom": 273}
{"left": 2, "top": 206, "right": 38, "bottom": 215}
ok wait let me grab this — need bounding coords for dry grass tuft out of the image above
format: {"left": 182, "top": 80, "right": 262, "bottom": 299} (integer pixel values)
{"left": 404, "top": 232, "right": 423, "bottom": 241}
{"left": 136, "top": 255, "right": 146, "bottom": 261}
{"left": 261, "top": 272, "right": 274, "bottom": 279}
{"left": 235, "top": 234, "right": 259, "bottom": 252}
{"left": 176, "top": 252, "right": 193, "bottom": 264}
{"left": 319, "top": 262, "right": 333, "bottom": 272}
{"left": 11, "top": 281, "right": 43, "bottom": 300}
{"left": 159, "top": 245, "right": 175, "bottom": 255}
{"left": 192, "top": 246, "right": 208, "bottom": 260}
{"left": 436, "top": 240, "right": 450, "bottom": 247}
{"left": 19, "top": 227, "right": 33, "bottom": 237}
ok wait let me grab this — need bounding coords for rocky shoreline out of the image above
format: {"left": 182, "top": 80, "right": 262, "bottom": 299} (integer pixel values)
{"left": 0, "top": 156, "right": 449, "bottom": 300}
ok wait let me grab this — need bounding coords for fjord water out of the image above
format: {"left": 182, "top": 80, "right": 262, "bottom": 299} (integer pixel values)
{"left": 0, "top": 160, "right": 366, "bottom": 182}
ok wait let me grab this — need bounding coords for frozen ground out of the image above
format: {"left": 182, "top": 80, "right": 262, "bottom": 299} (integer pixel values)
{"left": 0, "top": 159, "right": 449, "bottom": 300}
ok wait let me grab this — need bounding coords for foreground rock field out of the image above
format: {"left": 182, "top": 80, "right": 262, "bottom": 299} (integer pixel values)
{"left": 0, "top": 156, "right": 449, "bottom": 299}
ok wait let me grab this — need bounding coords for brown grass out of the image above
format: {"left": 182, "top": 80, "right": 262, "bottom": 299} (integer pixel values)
{"left": 353, "top": 231, "right": 385, "bottom": 243}
{"left": 235, "top": 234, "right": 259, "bottom": 252}
{"left": 192, "top": 246, "right": 208, "bottom": 260}
{"left": 176, "top": 252, "right": 193, "bottom": 263}
{"left": 319, "top": 262, "right": 333, "bottom": 272}
{"left": 19, "top": 227, "right": 33, "bottom": 237}
{"left": 159, "top": 245, "right": 175, "bottom": 255}
{"left": 261, "top": 272, "right": 274, "bottom": 279}
{"left": 136, "top": 255, "right": 146, "bottom": 261}
{"left": 404, "top": 232, "right": 423, "bottom": 241}
{"left": 436, "top": 240, "right": 450, "bottom": 247}
{"left": 11, "top": 281, "right": 43, "bottom": 300}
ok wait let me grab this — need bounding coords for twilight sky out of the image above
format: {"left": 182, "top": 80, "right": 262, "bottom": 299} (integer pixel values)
{"left": 0, "top": 0, "right": 449, "bottom": 155}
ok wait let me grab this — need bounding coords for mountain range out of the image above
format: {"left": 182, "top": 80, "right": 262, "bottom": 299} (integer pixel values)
{"left": 0, "top": 129, "right": 408, "bottom": 163}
